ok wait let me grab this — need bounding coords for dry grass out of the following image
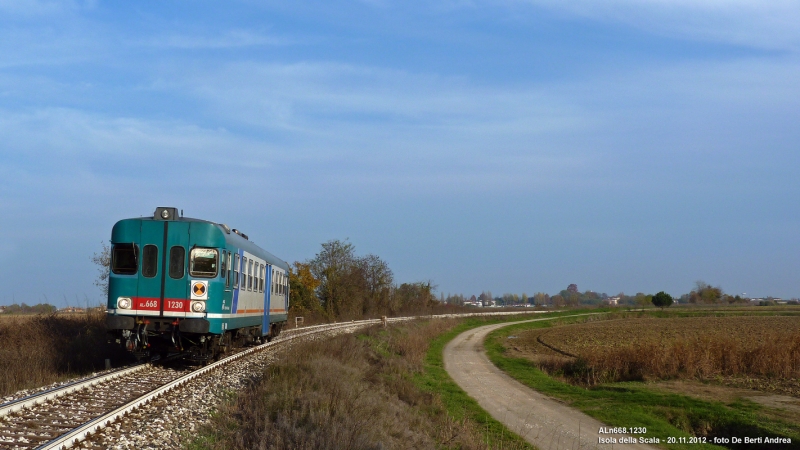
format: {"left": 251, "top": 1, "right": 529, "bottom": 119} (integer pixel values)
{"left": 511, "top": 316, "right": 800, "bottom": 388}
{"left": 0, "top": 311, "right": 110, "bottom": 396}
{"left": 195, "top": 319, "right": 524, "bottom": 450}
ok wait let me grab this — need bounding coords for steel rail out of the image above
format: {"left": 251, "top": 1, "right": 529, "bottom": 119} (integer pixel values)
{"left": 0, "top": 363, "right": 149, "bottom": 419}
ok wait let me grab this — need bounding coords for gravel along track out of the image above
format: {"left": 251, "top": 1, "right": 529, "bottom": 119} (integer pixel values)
{"left": 443, "top": 316, "right": 657, "bottom": 450}
{"left": 0, "top": 366, "right": 189, "bottom": 449}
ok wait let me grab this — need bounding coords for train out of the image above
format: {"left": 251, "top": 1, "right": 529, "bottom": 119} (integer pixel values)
{"left": 105, "top": 207, "right": 289, "bottom": 362}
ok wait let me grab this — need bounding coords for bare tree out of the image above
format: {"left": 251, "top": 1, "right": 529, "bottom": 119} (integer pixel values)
{"left": 92, "top": 241, "right": 110, "bottom": 297}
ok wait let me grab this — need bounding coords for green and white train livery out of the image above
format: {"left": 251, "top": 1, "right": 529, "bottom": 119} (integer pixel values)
{"left": 106, "top": 207, "right": 289, "bottom": 361}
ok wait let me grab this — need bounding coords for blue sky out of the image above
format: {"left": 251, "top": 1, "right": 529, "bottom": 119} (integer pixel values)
{"left": 1, "top": 0, "right": 799, "bottom": 306}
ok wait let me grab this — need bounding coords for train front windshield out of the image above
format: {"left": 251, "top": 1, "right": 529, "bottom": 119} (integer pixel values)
{"left": 190, "top": 248, "right": 218, "bottom": 277}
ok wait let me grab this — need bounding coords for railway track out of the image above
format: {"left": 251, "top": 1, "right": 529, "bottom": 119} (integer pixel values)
{"left": 0, "top": 311, "right": 542, "bottom": 450}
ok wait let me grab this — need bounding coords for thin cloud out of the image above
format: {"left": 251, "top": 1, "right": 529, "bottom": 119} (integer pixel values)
{"left": 137, "top": 29, "right": 294, "bottom": 50}
{"left": 0, "top": 0, "right": 89, "bottom": 17}
{"left": 505, "top": 0, "right": 800, "bottom": 50}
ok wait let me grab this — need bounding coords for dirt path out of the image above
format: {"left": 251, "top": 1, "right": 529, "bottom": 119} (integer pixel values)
{"left": 443, "top": 318, "right": 657, "bottom": 449}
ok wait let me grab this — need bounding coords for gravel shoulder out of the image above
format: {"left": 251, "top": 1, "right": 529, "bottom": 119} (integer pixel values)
{"left": 443, "top": 319, "right": 657, "bottom": 450}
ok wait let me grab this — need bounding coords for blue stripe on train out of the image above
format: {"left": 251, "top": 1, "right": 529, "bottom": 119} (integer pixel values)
{"left": 262, "top": 264, "right": 271, "bottom": 336}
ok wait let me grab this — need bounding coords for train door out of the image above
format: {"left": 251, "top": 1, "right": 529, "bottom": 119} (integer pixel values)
{"left": 136, "top": 221, "right": 164, "bottom": 315}
{"left": 163, "top": 221, "right": 190, "bottom": 316}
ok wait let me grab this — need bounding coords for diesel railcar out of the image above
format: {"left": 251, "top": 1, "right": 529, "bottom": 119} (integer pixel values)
{"left": 106, "top": 207, "right": 289, "bottom": 362}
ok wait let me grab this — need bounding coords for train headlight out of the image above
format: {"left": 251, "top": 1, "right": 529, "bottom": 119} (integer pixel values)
{"left": 117, "top": 297, "right": 132, "bottom": 309}
{"left": 191, "top": 301, "right": 205, "bottom": 313}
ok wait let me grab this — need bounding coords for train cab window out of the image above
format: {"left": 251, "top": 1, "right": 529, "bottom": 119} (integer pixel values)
{"left": 142, "top": 245, "right": 158, "bottom": 278}
{"left": 221, "top": 251, "right": 227, "bottom": 276}
{"left": 111, "top": 244, "right": 139, "bottom": 275}
{"left": 190, "top": 248, "right": 218, "bottom": 278}
{"left": 169, "top": 246, "right": 185, "bottom": 279}
{"left": 234, "top": 254, "right": 239, "bottom": 288}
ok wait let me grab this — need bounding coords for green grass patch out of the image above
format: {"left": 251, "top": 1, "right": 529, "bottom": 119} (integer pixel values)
{"left": 411, "top": 310, "right": 605, "bottom": 449}
{"left": 485, "top": 314, "right": 800, "bottom": 449}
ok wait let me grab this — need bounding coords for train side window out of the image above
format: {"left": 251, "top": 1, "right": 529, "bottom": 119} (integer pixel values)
{"left": 260, "top": 264, "right": 265, "bottom": 292}
{"left": 142, "top": 245, "right": 158, "bottom": 278}
{"left": 242, "top": 258, "right": 247, "bottom": 290}
{"left": 242, "top": 258, "right": 248, "bottom": 290}
{"left": 111, "top": 244, "right": 139, "bottom": 275}
{"left": 190, "top": 248, "right": 218, "bottom": 278}
{"left": 248, "top": 260, "right": 253, "bottom": 290}
{"left": 169, "top": 246, "right": 185, "bottom": 279}
{"left": 221, "top": 251, "right": 227, "bottom": 276}
{"left": 234, "top": 254, "right": 239, "bottom": 288}
{"left": 242, "top": 258, "right": 246, "bottom": 290}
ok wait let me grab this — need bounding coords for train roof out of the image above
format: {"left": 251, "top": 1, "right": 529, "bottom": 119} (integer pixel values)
{"left": 113, "top": 212, "right": 289, "bottom": 271}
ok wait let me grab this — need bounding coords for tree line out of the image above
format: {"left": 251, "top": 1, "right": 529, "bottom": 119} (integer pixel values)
{"left": 441, "top": 280, "right": 792, "bottom": 309}
{"left": 289, "top": 240, "right": 438, "bottom": 320}
{"left": 0, "top": 303, "right": 58, "bottom": 314}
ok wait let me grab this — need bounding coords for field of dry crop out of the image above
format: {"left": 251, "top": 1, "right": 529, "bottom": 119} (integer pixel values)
{"left": 508, "top": 316, "right": 800, "bottom": 394}
{"left": 0, "top": 312, "right": 112, "bottom": 397}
